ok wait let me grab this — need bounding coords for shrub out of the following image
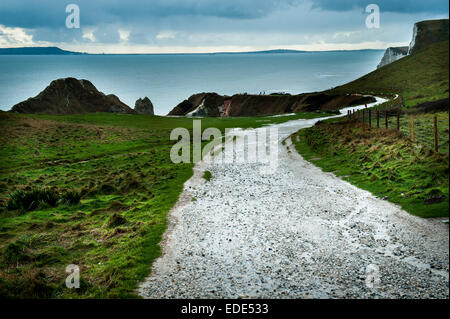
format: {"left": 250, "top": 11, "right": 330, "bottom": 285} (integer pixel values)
{"left": 0, "top": 271, "right": 55, "bottom": 298}
{"left": 4, "top": 241, "right": 30, "bottom": 264}
{"left": 7, "top": 189, "right": 59, "bottom": 212}
{"left": 59, "top": 190, "right": 81, "bottom": 206}
{"left": 6, "top": 188, "right": 80, "bottom": 212}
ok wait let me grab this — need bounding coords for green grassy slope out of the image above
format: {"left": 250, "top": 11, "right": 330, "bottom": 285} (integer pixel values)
{"left": 330, "top": 40, "right": 449, "bottom": 108}
{"left": 291, "top": 122, "right": 449, "bottom": 218}
{"left": 0, "top": 110, "right": 327, "bottom": 298}
{"left": 292, "top": 39, "right": 449, "bottom": 219}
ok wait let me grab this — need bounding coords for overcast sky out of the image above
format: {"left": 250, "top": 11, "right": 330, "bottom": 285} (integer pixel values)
{"left": 0, "top": 0, "right": 448, "bottom": 53}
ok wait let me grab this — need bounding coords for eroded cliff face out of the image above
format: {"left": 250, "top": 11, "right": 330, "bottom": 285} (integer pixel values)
{"left": 377, "top": 19, "right": 449, "bottom": 69}
{"left": 408, "top": 19, "right": 449, "bottom": 55}
{"left": 377, "top": 47, "right": 408, "bottom": 69}
{"left": 11, "top": 78, "right": 134, "bottom": 115}
{"left": 168, "top": 92, "right": 376, "bottom": 117}
{"left": 168, "top": 93, "right": 229, "bottom": 117}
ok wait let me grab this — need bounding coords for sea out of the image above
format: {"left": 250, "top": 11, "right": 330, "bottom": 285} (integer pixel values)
{"left": 0, "top": 50, "right": 384, "bottom": 115}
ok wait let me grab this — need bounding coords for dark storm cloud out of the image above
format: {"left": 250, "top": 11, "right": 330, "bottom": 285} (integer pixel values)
{"left": 311, "top": 0, "right": 449, "bottom": 13}
{"left": 0, "top": 0, "right": 447, "bottom": 30}
{"left": 0, "top": 0, "right": 448, "bottom": 51}
{"left": 0, "top": 0, "right": 301, "bottom": 29}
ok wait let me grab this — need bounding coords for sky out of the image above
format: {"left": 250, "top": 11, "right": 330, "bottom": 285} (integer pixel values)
{"left": 0, "top": 0, "right": 448, "bottom": 53}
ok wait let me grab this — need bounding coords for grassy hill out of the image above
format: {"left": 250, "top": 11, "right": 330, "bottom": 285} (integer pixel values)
{"left": 330, "top": 40, "right": 449, "bottom": 108}
{"left": 0, "top": 110, "right": 328, "bottom": 298}
{"left": 292, "top": 39, "right": 449, "bottom": 219}
{"left": 408, "top": 19, "right": 449, "bottom": 54}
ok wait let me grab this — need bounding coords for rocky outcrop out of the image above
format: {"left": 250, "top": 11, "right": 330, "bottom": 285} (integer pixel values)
{"left": 168, "top": 93, "right": 228, "bottom": 117}
{"left": 134, "top": 97, "right": 154, "bottom": 115}
{"left": 168, "top": 92, "right": 376, "bottom": 117}
{"left": 11, "top": 78, "right": 134, "bottom": 115}
{"left": 408, "top": 19, "right": 449, "bottom": 55}
{"left": 377, "top": 47, "right": 408, "bottom": 69}
{"left": 377, "top": 19, "right": 449, "bottom": 69}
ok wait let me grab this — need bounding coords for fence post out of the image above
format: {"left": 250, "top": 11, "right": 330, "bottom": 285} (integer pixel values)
{"left": 396, "top": 111, "right": 400, "bottom": 130}
{"left": 410, "top": 115, "right": 415, "bottom": 142}
{"left": 362, "top": 110, "right": 365, "bottom": 124}
{"left": 377, "top": 111, "right": 380, "bottom": 128}
{"left": 385, "top": 111, "right": 388, "bottom": 128}
{"left": 434, "top": 115, "right": 439, "bottom": 153}
{"left": 369, "top": 110, "right": 372, "bottom": 127}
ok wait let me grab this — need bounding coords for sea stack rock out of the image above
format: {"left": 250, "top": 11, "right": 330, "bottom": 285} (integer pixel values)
{"left": 11, "top": 78, "right": 134, "bottom": 114}
{"left": 134, "top": 97, "right": 154, "bottom": 115}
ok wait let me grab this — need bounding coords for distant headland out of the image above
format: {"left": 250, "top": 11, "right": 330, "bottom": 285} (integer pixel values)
{"left": 0, "top": 46, "right": 383, "bottom": 56}
{"left": 0, "top": 46, "right": 86, "bottom": 55}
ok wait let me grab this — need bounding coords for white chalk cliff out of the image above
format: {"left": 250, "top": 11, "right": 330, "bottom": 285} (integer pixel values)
{"left": 377, "top": 47, "right": 408, "bottom": 69}
{"left": 377, "top": 19, "right": 449, "bottom": 69}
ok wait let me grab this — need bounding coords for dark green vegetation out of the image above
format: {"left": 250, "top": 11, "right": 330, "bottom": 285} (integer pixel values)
{"left": 292, "top": 122, "right": 449, "bottom": 218}
{"left": 6, "top": 188, "right": 81, "bottom": 212}
{"left": 0, "top": 110, "right": 327, "bottom": 298}
{"left": 330, "top": 41, "right": 449, "bottom": 108}
{"left": 202, "top": 171, "right": 212, "bottom": 182}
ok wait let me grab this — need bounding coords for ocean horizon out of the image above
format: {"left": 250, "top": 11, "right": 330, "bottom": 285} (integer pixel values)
{"left": 0, "top": 50, "right": 384, "bottom": 115}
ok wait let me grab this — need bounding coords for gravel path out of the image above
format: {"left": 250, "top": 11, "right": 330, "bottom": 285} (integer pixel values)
{"left": 139, "top": 99, "right": 449, "bottom": 299}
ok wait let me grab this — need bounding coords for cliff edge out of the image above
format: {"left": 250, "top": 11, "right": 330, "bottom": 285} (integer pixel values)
{"left": 408, "top": 19, "right": 449, "bottom": 55}
{"left": 168, "top": 92, "right": 375, "bottom": 117}
{"left": 377, "top": 47, "right": 408, "bottom": 69}
{"left": 377, "top": 19, "right": 449, "bottom": 69}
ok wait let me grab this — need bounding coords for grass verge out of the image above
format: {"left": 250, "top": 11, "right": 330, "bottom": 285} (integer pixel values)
{"left": 291, "top": 121, "right": 449, "bottom": 218}
{"left": 0, "top": 110, "right": 326, "bottom": 298}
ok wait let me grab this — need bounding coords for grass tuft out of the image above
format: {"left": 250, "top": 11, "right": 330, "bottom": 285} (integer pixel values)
{"left": 202, "top": 170, "right": 212, "bottom": 182}
{"left": 107, "top": 213, "right": 127, "bottom": 228}
{"left": 6, "top": 189, "right": 59, "bottom": 212}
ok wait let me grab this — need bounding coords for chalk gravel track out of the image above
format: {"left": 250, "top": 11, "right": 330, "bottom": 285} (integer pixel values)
{"left": 139, "top": 99, "right": 449, "bottom": 299}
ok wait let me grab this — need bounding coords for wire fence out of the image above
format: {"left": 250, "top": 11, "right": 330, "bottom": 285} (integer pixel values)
{"left": 346, "top": 107, "right": 449, "bottom": 154}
